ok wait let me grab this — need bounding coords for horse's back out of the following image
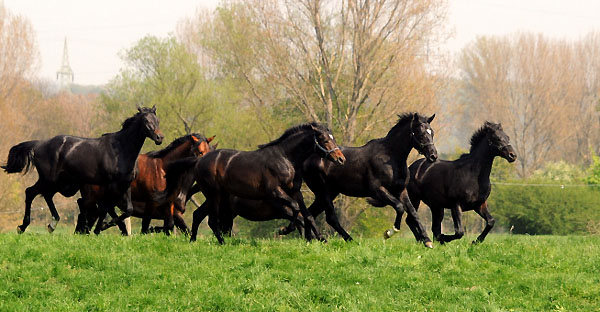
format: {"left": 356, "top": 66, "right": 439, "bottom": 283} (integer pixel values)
{"left": 304, "top": 144, "right": 386, "bottom": 197}
{"left": 409, "top": 157, "right": 486, "bottom": 208}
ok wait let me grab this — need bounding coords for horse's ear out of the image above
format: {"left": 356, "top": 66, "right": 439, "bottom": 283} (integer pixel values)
{"left": 412, "top": 113, "right": 418, "bottom": 121}
{"left": 207, "top": 135, "right": 216, "bottom": 143}
{"left": 137, "top": 105, "right": 142, "bottom": 113}
{"left": 212, "top": 142, "right": 219, "bottom": 150}
{"left": 191, "top": 135, "right": 199, "bottom": 142}
{"left": 427, "top": 114, "right": 435, "bottom": 123}
{"left": 151, "top": 105, "right": 156, "bottom": 113}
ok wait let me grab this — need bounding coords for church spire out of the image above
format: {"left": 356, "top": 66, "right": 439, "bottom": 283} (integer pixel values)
{"left": 56, "top": 37, "right": 74, "bottom": 89}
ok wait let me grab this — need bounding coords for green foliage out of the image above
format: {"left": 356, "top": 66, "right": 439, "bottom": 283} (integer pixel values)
{"left": 532, "top": 161, "right": 584, "bottom": 183}
{"left": 0, "top": 234, "right": 598, "bottom": 311}
{"left": 585, "top": 153, "right": 600, "bottom": 186}
{"left": 489, "top": 183, "right": 600, "bottom": 235}
{"left": 98, "top": 35, "right": 217, "bottom": 141}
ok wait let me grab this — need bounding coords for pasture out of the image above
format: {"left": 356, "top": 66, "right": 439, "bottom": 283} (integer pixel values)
{"left": 1, "top": 232, "right": 598, "bottom": 311}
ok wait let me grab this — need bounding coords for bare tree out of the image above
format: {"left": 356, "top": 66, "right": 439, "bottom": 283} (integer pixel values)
{"left": 459, "top": 33, "right": 587, "bottom": 177}
{"left": 180, "top": 0, "right": 448, "bottom": 144}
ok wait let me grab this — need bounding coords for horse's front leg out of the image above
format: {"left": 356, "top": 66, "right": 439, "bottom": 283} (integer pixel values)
{"left": 173, "top": 211, "right": 190, "bottom": 236}
{"left": 473, "top": 201, "right": 494, "bottom": 244}
{"left": 375, "top": 187, "right": 432, "bottom": 248}
{"left": 404, "top": 194, "right": 427, "bottom": 242}
{"left": 399, "top": 190, "right": 432, "bottom": 246}
{"left": 163, "top": 203, "right": 175, "bottom": 236}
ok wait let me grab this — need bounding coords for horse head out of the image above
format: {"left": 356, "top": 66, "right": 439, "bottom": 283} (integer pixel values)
{"left": 410, "top": 113, "right": 438, "bottom": 163}
{"left": 311, "top": 124, "right": 346, "bottom": 165}
{"left": 190, "top": 134, "right": 216, "bottom": 157}
{"left": 137, "top": 105, "right": 164, "bottom": 145}
{"left": 483, "top": 121, "right": 517, "bottom": 162}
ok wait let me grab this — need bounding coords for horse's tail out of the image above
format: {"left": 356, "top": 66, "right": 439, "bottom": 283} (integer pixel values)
{"left": 154, "top": 157, "right": 198, "bottom": 205}
{"left": 1, "top": 140, "right": 39, "bottom": 174}
{"left": 366, "top": 197, "right": 387, "bottom": 207}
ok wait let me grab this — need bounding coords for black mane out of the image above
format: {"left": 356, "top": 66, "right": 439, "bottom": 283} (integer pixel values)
{"left": 460, "top": 121, "right": 500, "bottom": 157}
{"left": 146, "top": 133, "right": 206, "bottom": 158}
{"left": 259, "top": 122, "right": 326, "bottom": 149}
{"left": 121, "top": 107, "right": 155, "bottom": 130}
{"left": 386, "top": 112, "right": 421, "bottom": 137}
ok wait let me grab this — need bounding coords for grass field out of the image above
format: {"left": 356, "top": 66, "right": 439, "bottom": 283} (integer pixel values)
{"left": 0, "top": 232, "right": 599, "bottom": 311}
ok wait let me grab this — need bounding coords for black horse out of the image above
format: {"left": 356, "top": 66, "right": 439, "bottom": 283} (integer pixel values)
{"left": 285, "top": 113, "right": 438, "bottom": 247}
{"left": 1, "top": 106, "right": 163, "bottom": 233}
{"left": 158, "top": 122, "right": 346, "bottom": 244}
{"left": 404, "top": 121, "right": 517, "bottom": 244}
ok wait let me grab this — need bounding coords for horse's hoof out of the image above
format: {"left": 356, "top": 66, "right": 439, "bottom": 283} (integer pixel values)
{"left": 277, "top": 226, "right": 287, "bottom": 235}
{"left": 16, "top": 226, "right": 24, "bottom": 234}
{"left": 424, "top": 241, "right": 434, "bottom": 249}
{"left": 47, "top": 219, "right": 58, "bottom": 233}
{"left": 383, "top": 229, "right": 394, "bottom": 240}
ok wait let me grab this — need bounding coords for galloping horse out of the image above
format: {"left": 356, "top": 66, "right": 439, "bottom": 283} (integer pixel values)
{"left": 288, "top": 113, "right": 438, "bottom": 247}
{"left": 405, "top": 121, "right": 517, "bottom": 244}
{"left": 75, "top": 134, "right": 214, "bottom": 235}
{"left": 2, "top": 106, "right": 163, "bottom": 233}
{"left": 158, "top": 123, "right": 346, "bottom": 244}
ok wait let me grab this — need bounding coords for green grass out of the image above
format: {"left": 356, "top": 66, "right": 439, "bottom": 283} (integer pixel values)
{"left": 0, "top": 234, "right": 599, "bottom": 312}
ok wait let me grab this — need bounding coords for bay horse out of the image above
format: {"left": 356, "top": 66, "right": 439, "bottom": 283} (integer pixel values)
{"left": 287, "top": 113, "right": 438, "bottom": 247}
{"left": 158, "top": 122, "right": 346, "bottom": 244}
{"left": 75, "top": 134, "right": 215, "bottom": 235}
{"left": 404, "top": 121, "right": 517, "bottom": 244}
{"left": 1, "top": 106, "right": 163, "bottom": 233}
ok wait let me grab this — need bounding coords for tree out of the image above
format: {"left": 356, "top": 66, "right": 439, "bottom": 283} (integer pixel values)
{"left": 459, "top": 34, "right": 583, "bottom": 177}
{"left": 180, "top": 0, "right": 449, "bottom": 145}
{"left": 99, "top": 36, "right": 212, "bottom": 139}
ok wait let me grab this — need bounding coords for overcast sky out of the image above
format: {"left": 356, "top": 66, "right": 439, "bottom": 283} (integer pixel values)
{"left": 4, "top": 0, "right": 600, "bottom": 85}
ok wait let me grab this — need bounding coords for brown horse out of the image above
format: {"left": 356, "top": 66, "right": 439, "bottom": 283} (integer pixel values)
{"left": 75, "top": 134, "right": 214, "bottom": 235}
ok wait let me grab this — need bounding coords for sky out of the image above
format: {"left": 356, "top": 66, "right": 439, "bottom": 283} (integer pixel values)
{"left": 4, "top": 0, "right": 600, "bottom": 86}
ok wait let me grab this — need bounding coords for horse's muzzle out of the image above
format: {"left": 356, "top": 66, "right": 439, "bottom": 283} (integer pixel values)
{"left": 503, "top": 146, "right": 517, "bottom": 163}
{"left": 153, "top": 131, "right": 164, "bottom": 145}
{"left": 331, "top": 150, "right": 346, "bottom": 165}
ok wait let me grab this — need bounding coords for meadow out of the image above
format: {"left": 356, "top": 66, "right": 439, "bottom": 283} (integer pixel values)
{"left": 0, "top": 231, "right": 598, "bottom": 312}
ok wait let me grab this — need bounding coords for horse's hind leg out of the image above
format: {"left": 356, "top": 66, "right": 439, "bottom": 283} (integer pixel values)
{"left": 319, "top": 194, "right": 352, "bottom": 241}
{"left": 440, "top": 204, "right": 465, "bottom": 243}
{"left": 43, "top": 193, "right": 60, "bottom": 233}
{"left": 473, "top": 201, "right": 494, "bottom": 244}
{"left": 190, "top": 201, "right": 210, "bottom": 242}
{"left": 18, "top": 180, "right": 44, "bottom": 233}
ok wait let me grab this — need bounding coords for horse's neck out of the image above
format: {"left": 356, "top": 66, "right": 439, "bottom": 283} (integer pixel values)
{"left": 161, "top": 142, "right": 192, "bottom": 164}
{"left": 277, "top": 132, "right": 315, "bottom": 167}
{"left": 113, "top": 123, "right": 147, "bottom": 167}
{"left": 382, "top": 124, "right": 413, "bottom": 164}
{"left": 467, "top": 142, "right": 496, "bottom": 183}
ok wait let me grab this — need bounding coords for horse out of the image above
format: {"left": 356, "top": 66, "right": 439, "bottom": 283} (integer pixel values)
{"left": 1, "top": 106, "right": 163, "bottom": 233}
{"left": 404, "top": 121, "right": 517, "bottom": 244}
{"left": 284, "top": 113, "right": 438, "bottom": 247}
{"left": 74, "top": 134, "right": 215, "bottom": 235}
{"left": 157, "top": 122, "right": 346, "bottom": 244}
